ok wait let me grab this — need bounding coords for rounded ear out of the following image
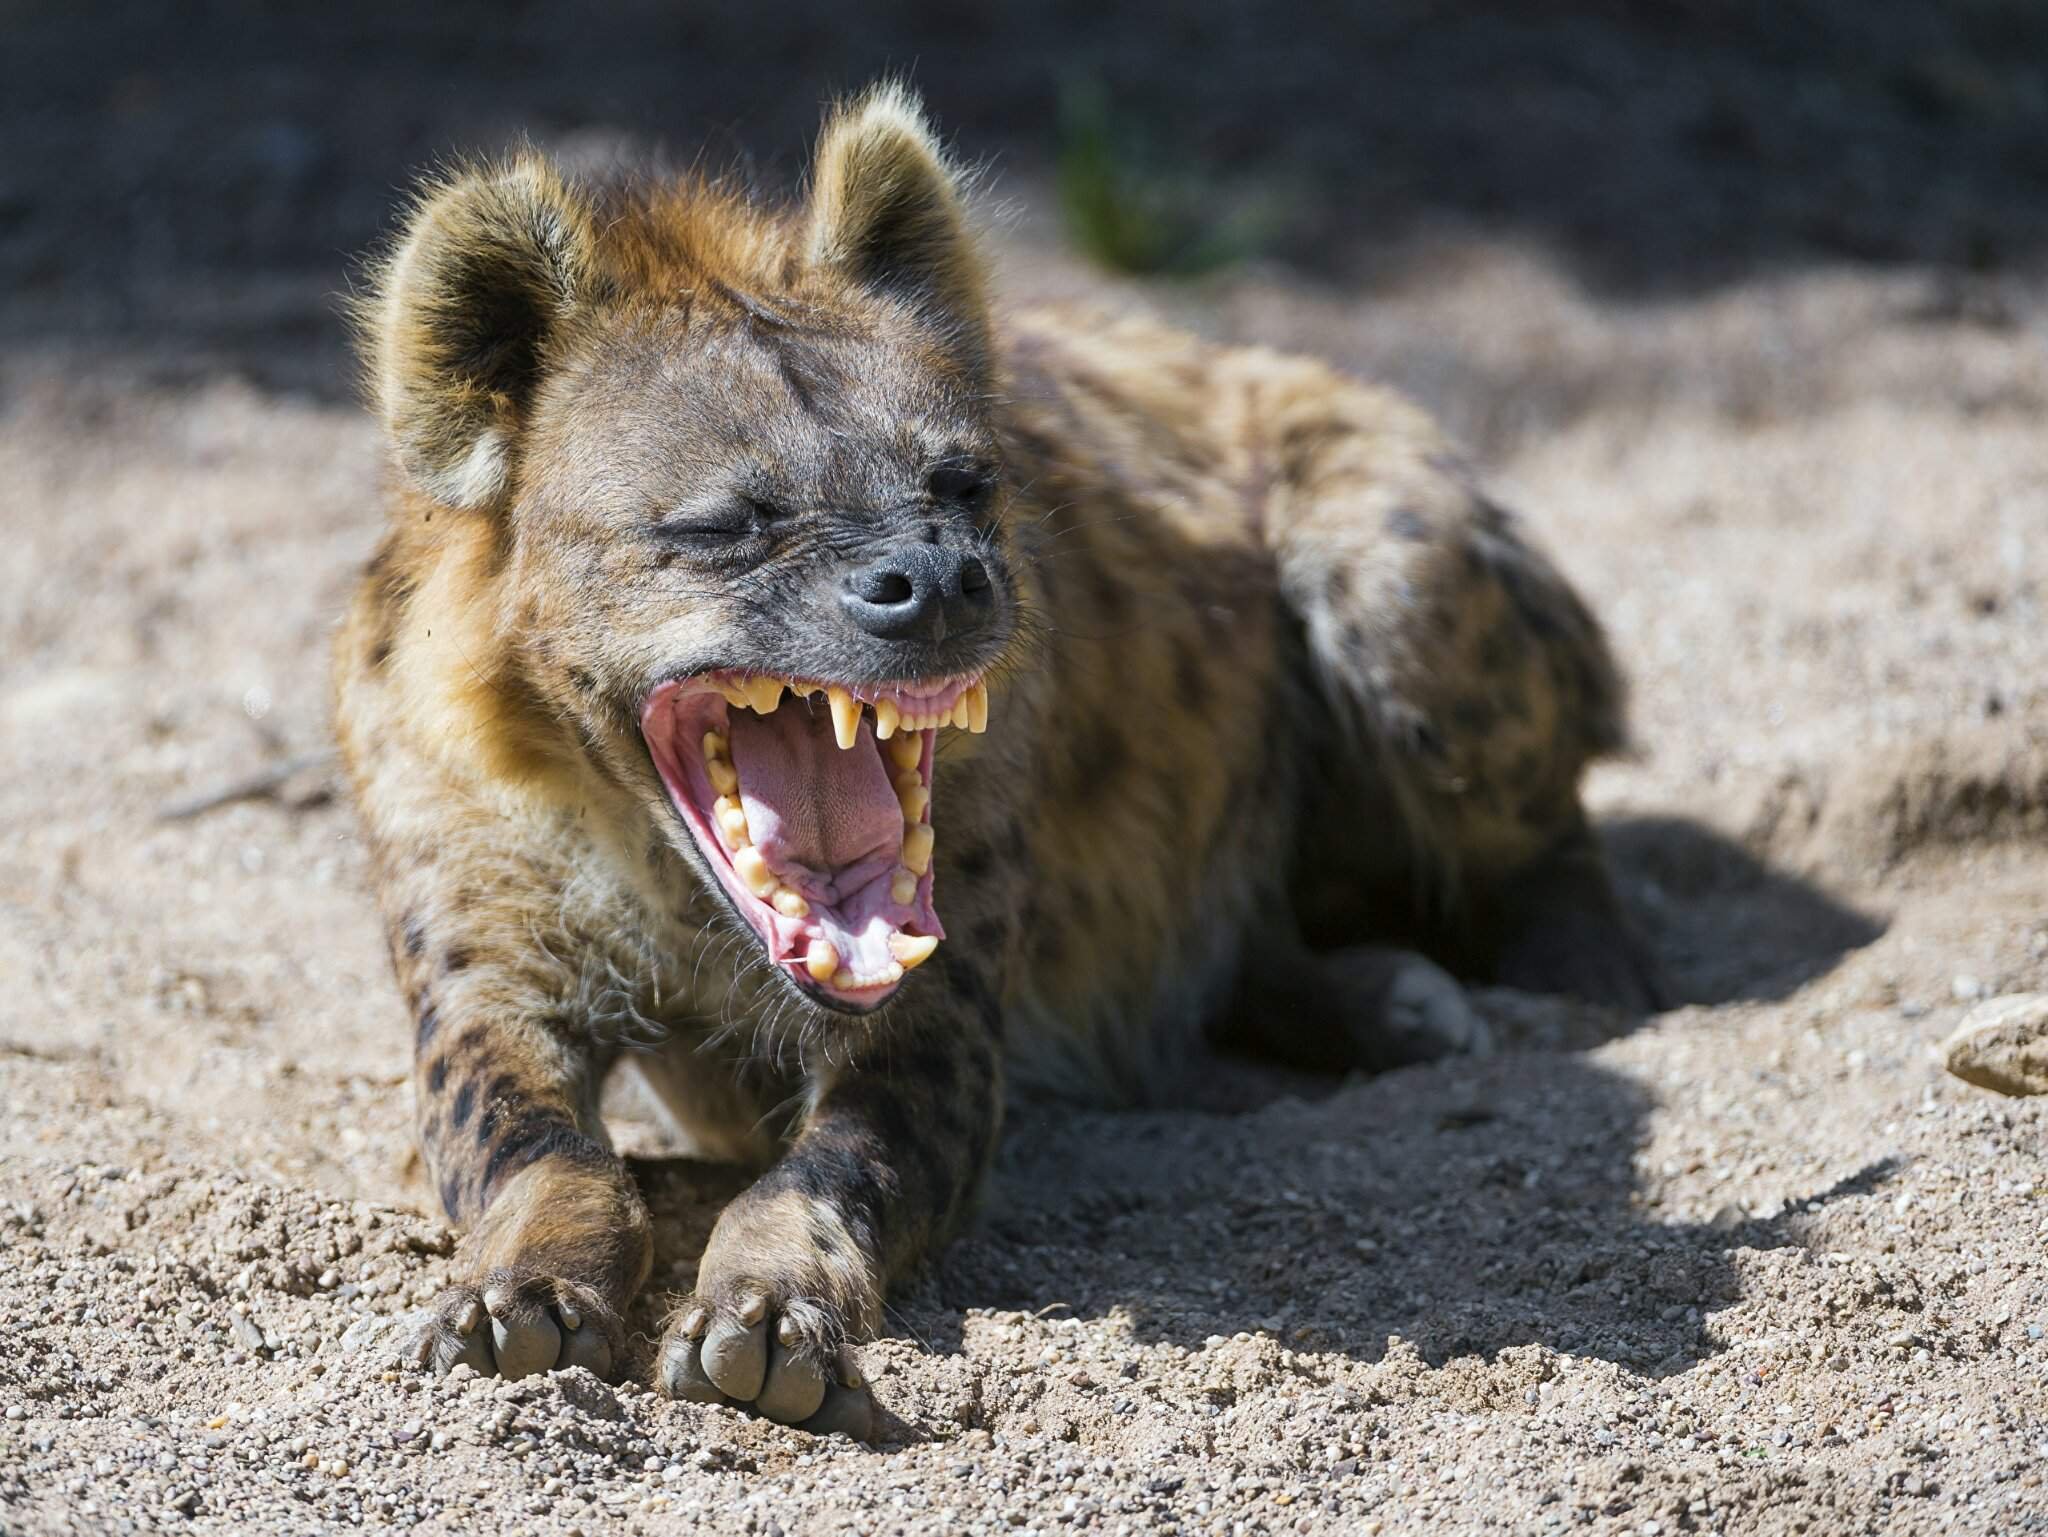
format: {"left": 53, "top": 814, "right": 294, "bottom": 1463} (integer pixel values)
{"left": 361, "top": 156, "right": 600, "bottom": 509}
{"left": 805, "top": 84, "right": 990, "bottom": 371}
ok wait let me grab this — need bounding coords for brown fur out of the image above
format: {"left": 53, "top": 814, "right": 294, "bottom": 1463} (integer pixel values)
{"left": 333, "top": 84, "right": 1658, "bottom": 1429}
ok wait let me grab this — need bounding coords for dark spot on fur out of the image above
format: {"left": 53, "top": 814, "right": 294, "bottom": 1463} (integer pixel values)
{"left": 1173, "top": 635, "right": 1209, "bottom": 709}
{"left": 476, "top": 1075, "right": 519, "bottom": 1143}
{"left": 482, "top": 1115, "right": 613, "bottom": 1196}
{"left": 368, "top": 637, "right": 393, "bottom": 669}
{"left": 1451, "top": 697, "right": 1498, "bottom": 739}
{"left": 567, "top": 667, "right": 598, "bottom": 694}
{"left": 401, "top": 913, "right": 428, "bottom": 958}
{"left": 1479, "top": 618, "right": 1521, "bottom": 676}
{"left": 1386, "top": 507, "right": 1430, "bottom": 542}
{"left": 1322, "top": 565, "right": 1352, "bottom": 606}
{"left": 427, "top": 1056, "right": 448, "bottom": 1094}
{"left": 443, "top": 946, "right": 472, "bottom": 974}
{"left": 451, "top": 1079, "right": 478, "bottom": 1131}
{"left": 452, "top": 1026, "right": 490, "bottom": 1063}
{"left": 1070, "top": 719, "right": 1129, "bottom": 790}
{"left": 439, "top": 1174, "right": 465, "bottom": 1220}
{"left": 1084, "top": 558, "right": 1130, "bottom": 622}
{"left": 415, "top": 1003, "right": 440, "bottom": 1053}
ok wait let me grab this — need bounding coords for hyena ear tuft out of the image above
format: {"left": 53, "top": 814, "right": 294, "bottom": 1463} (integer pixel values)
{"left": 363, "top": 156, "right": 600, "bottom": 509}
{"left": 806, "top": 83, "right": 990, "bottom": 366}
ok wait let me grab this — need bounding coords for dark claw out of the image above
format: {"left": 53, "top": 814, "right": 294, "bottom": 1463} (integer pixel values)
{"left": 659, "top": 1335, "right": 725, "bottom": 1404}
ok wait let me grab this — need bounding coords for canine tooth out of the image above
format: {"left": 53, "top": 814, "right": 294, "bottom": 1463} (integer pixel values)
{"left": 874, "top": 698, "right": 900, "bottom": 740}
{"left": 827, "top": 687, "right": 859, "bottom": 751}
{"left": 902, "top": 823, "right": 934, "bottom": 875}
{"left": 702, "top": 730, "right": 728, "bottom": 762}
{"left": 898, "top": 783, "right": 929, "bottom": 823}
{"left": 888, "top": 933, "right": 938, "bottom": 969}
{"left": 706, "top": 756, "right": 738, "bottom": 795}
{"left": 966, "top": 682, "right": 989, "bottom": 733}
{"left": 887, "top": 732, "right": 923, "bottom": 771}
{"left": 771, "top": 888, "right": 810, "bottom": 918}
{"left": 891, "top": 868, "right": 918, "bottom": 905}
{"left": 805, "top": 940, "right": 838, "bottom": 984}
{"left": 742, "top": 676, "right": 783, "bottom": 714}
{"left": 733, "top": 846, "right": 776, "bottom": 896}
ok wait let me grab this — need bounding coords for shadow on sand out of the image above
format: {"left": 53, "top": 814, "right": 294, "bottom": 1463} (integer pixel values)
{"left": 622, "top": 815, "right": 1885, "bottom": 1418}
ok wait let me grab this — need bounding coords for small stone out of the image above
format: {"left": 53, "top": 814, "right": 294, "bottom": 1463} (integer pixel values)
{"left": 317, "top": 1268, "right": 341, "bottom": 1289}
{"left": 1952, "top": 974, "right": 1984, "bottom": 1001}
{"left": 1942, "top": 994, "right": 2048, "bottom": 1096}
{"left": 3, "top": 1405, "right": 23, "bottom": 1421}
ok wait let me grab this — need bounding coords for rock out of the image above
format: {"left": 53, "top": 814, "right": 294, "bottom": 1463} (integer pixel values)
{"left": 1941, "top": 993, "right": 2048, "bottom": 1096}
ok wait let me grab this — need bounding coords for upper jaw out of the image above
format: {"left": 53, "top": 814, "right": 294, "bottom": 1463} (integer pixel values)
{"left": 640, "top": 668, "right": 990, "bottom": 1014}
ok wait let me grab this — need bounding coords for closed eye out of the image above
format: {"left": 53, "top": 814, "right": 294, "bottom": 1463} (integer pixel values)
{"left": 649, "top": 499, "right": 777, "bottom": 548}
{"left": 927, "top": 463, "right": 993, "bottom": 508}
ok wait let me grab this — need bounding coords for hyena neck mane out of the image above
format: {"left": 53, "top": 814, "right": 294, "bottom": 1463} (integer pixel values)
{"left": 355, "top": 84, "right": 1032, "bottom": 1020}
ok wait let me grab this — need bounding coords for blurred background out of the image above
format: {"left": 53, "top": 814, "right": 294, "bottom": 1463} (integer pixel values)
{"left": 7, "top": 0, "right": 2048, "bottom": 403}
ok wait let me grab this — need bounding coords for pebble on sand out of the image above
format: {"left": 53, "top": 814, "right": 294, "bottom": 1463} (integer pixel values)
{"left": 1941, "top": 993, "right": 2048, "bottom": 1097}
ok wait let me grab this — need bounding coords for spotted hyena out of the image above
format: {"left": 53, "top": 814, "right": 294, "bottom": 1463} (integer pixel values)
{"left": 333, "top": 84, "right": 1661, "bottom": 1435}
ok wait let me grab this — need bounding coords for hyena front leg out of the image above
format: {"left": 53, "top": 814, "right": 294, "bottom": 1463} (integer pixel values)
{"left": 384, "top": 874, "right": 652, "bottom": 1381}
{"left": 655, "top": 958, "right": 1004, "bottom": 1435}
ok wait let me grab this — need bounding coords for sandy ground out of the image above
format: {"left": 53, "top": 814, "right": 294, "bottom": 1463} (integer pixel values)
{"left": 6, "top": 13, "right": 2048, "bottom": 1533}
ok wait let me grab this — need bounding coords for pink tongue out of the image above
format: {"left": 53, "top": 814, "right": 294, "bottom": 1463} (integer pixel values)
{"left": 727, "top": 703, "right": 901, "bottom": 883}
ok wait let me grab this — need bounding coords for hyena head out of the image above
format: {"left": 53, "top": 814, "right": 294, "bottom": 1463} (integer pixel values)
{"left": 361, "top": 85, "right": 1022, "bottom": 1015}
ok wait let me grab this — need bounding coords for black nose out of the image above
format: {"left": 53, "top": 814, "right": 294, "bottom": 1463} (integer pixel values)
{"left": 840, "top": 543, "right": 993, "bottom": 643}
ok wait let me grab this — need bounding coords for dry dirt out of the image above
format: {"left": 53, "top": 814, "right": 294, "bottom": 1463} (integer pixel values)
{"left": 7, "top": 46, "right": 2048, "bottom": 1537}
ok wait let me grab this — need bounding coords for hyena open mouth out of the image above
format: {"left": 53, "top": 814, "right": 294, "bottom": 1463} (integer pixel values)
{"left": 643, "top": 673, "right": 991, "bottom": 1010}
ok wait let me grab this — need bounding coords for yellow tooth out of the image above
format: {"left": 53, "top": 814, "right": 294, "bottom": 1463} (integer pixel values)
{"left": 832, "top": 968, "right": 859, "bottom": 990}
{"left": 893, "top": 767, "right": 922, "bottom": 794}
{"left": 888, "top": 732, "right": 923, "bottom": 771}
{"left": 715, "top": 796, "right": 750, "bottom": 841}
{"left": 966, "top": 682, "right": 989, "bottom": 733}
{"left": 888, "top": 933, "right": 938, "bottom": 969}
{"left": 950, "top": 695, "right": 972, "bottom": 729}
{"left": 891, "top": 868, "right": 918, "bottom": 904}
{"left": 718, "top": 684, "right": 750, "bottom": 709}
{"left": 898, "top": 784, "right": 929, "bottom": 824}
{"left": 771, "top": 888, "right": 809, "bottom": 918}
{"left": 902, "top": 823, "right": 934, "bottom": 875}
{"left": 733, "top": 846, "right": 776, "bottom": 896}
{"left": 707, "top": 757, "right": 738, "bottom": 795}
{"left": 874, "top": 698, "right": 900, "bottom": 740}
{"left": 827, "top": 687, "right": 860, "bottom": 751}
{"left": 805, "top": 940, "right": 838, "bottom": 984}
{"left": 742, "top": 676, "right": 783, "bottom": 715}
{"left": 702, "top": 730, "right": 728, "bottom": 762}
{"left": 793, "top": 682, "right": 818, "bottom": 699}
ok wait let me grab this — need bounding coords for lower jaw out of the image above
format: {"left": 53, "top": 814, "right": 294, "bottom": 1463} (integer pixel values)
{"left": 642, "top": 677, "right": 964, "bottom": 1012}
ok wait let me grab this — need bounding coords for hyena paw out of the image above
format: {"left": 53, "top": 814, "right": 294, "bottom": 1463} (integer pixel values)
{"left": 656, "top": 1288, "right": 873, "bottom": 1437}
{"left": 408, "top": 1268, "right": 619, "bottom": 1381}
{"left": 1381, "top": 953, "right": 1494, "bottom": 1059}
